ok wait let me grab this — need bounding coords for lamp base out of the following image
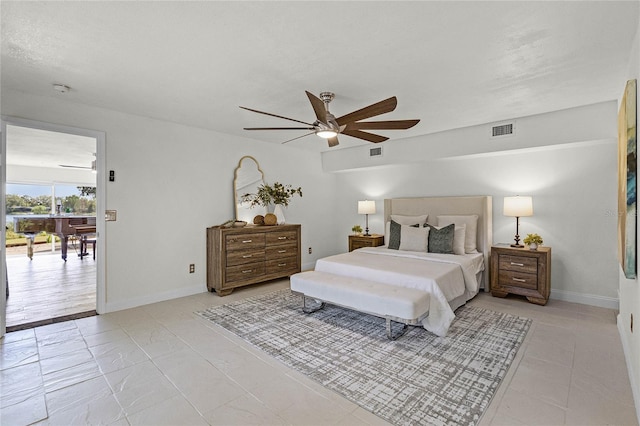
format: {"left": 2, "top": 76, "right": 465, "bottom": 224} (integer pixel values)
{"left": 510, "top": 243, "right": 524, "bottom": 248}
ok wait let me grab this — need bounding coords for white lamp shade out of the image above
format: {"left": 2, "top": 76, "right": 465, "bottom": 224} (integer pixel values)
{"left": 503, "top": 196, "right": 533, "bottom": 217}
{"left": 358, "top": 200, "right": 376, "bottom": 215}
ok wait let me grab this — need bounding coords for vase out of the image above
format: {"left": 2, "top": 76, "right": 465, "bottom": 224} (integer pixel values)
{"left": 529, "top": 243, "right": 538, "bottom": 250}
{"left": 273, "top": 204, "right": 286, "bottom": 225}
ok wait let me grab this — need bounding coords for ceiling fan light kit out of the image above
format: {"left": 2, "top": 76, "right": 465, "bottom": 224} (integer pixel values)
{"left": 241, "top": 90, "right": 419, "bottom": 147}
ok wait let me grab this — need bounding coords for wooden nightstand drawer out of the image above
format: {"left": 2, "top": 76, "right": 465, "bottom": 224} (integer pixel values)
{"left": 349, "top": 234, "right": 384, "bottom": 252}
{"left": 499, "top": 255, "right": 537, "bottom": 274}
{"left": 498, "top": 270, "right": 538, "bottom": 290}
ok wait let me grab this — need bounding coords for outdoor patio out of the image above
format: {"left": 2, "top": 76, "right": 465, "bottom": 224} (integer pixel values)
{"left": 5, "top": 242, "right": 96, "bottom": 330}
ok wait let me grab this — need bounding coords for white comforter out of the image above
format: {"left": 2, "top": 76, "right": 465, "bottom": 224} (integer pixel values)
{"left": 314, "top": 247, "right": 484, "bottom": 337}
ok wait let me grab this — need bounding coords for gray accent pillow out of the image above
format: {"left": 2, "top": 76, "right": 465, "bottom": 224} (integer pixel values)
{"left": 426, "top": 223, "right": 455, "bottom": 254}
{"left": 388, "top": 220, "right": 402, "bottom": 250}
{"left": 388, "top": 220, "right": 420, "bottom": 250}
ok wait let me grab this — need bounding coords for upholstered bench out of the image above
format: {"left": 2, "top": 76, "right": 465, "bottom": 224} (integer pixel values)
{"left": 290, "top": 270, "right": 430, "bottom": 340}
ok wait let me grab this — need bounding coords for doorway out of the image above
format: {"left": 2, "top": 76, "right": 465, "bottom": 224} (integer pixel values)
{"left": 1, "top": 118, "right": 106, "bottom": 335}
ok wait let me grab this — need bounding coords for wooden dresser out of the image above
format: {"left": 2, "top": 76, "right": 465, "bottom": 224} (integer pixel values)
{"left": 490, "top": 245, "right": 551, "bottom": 305}
{"left": 207, "top": 224, "right": 301, "bottom": 296}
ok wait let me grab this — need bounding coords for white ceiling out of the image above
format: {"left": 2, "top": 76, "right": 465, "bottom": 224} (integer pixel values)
{"left": 1, "top": 1, "right": 638, "bottom": 164}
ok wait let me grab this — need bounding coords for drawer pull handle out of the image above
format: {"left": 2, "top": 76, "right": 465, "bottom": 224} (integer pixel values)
{"left": 242, "top": 269, "right": 253, "bottom": 274}
{"left": 512, "top": 278, "right": 526, "bottom": 282}
{"left": 242, "top": 239, "right": 252, "bottom": 243}
{"left": 278, "top": 236, "right": 287, "bottom": 240}
{"left": 510, "top": 262, "right": 524, "bottom": 266}
{"left": 278, "top": 263, "right": 287, "bottom": 267}
{"left": 278, "top": 250, "right": 287, "bottom": 253}
{"left": 242, "top": 255, "right": 252, "bottom": 258}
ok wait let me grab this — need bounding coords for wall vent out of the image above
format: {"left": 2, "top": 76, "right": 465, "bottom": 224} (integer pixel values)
{"left": 370, "top": 147, "right": 383, "bottom": 157}
{"left": 491, "top": 123, "right": 514, "bottom": 137}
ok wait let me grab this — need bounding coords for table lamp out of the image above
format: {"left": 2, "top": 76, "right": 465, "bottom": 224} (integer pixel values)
{"left": 503, "top": 196, "right": 533, "bottom": 248}
{"left": 358, "top": 200, "right": 376, "bottom": 236}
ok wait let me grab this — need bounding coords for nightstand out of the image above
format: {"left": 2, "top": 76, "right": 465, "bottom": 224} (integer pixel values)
{"left": 490, "top": 245, "right": 551, "bottom": 305}
{"left": 349, "top": 234, "right": 384, "bottom": 252}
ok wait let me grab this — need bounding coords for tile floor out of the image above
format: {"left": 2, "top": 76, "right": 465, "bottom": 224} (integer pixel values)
{"left": 1, "top": 279, "right": 638, "bottom": 425}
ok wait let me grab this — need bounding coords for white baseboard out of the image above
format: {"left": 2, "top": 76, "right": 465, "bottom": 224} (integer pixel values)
{"left": 550, "top": 289, "right": 619, "bottom": 310}
{"left": 104, "top": 283, "right": 206, "bottom": 313}
{"left": 617, "top": 315, "right": 640, "bottom": 424}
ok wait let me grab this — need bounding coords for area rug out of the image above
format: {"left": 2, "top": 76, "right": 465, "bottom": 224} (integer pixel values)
{"left": 196, "top": 289, "right": 531, "bottom": 426}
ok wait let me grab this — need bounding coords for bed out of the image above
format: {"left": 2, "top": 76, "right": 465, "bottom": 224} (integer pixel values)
{"left": 309, "top": 196, "right": 493, "bottom": 337}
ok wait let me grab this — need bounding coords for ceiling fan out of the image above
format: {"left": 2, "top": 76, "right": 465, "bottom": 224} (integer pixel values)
{"left": 240, "top": 91, "right": 420, "bottom": 147}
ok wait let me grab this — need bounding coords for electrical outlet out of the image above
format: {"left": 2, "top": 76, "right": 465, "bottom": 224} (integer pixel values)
{"left": 308, "top": 247, "right": 312, "bottom": 254}
{"left": 189, "top": 264, "right": 195, "bottom": 273}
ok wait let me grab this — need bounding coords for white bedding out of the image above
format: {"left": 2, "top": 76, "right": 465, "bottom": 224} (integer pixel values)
{"left": 314, "top": 246, "right": 484, "bottom": 336}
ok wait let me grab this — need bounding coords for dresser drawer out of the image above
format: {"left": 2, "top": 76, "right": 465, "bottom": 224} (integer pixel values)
{"left": 225, "top": 262, "right": 265, "bottom": 283}
{"left": 225, "top": 233, "right": 265, "bottom": 251}
{"left": 266, "top": 256, "right": 298, "bottom": 275}
{"left": 266, "top": 243, "right": 297, "bottom": 260}
{"left": 497, "top": 270, "right": 538, "bottom": 290}
{"left": 499, "top": 255, "right": 537, "bottom": 274}
{"left": 226, "top": 249, "right": 265, "bottom": 266}
{"left": 266, "top": 231, "right": 297, "bottom": 245}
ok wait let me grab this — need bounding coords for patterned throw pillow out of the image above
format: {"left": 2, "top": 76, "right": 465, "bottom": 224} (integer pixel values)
{"left": 426, "top": 223, "right": 455, "bottom": 254}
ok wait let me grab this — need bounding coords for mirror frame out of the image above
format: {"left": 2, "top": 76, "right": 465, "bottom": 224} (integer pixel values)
{"left": 234, "top": 155, "right": 266, "bottom": 222}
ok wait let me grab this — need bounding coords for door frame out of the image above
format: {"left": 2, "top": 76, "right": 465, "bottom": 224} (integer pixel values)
{"left": 1, "top": 116, "right": 106, "bottom": 337}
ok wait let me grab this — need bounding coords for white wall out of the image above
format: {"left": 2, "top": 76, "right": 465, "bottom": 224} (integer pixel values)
{"left": 619, "top": 10, "right": 640, "bottom": 420}
{"left": 2, "top": 89, "right": 337, "bottom": 311}
{"left": 323, "top": 102, "right": 620, "bottom": 306}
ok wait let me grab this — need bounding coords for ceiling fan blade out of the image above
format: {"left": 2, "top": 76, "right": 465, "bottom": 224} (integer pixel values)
{"left": 244, "top": 127, "right": 315, "bottom": 130}
{"left": 345, "top": 119, "right": 420, "bottom": 130}
{"left": 305, "top": 91, "right": 328, "bottom": 124}
{"left": 336, "top": 96, "right": 398, "bottom": 126}
{"left": 327, "top": 136, "right": 339, "bottom": 147}
{"left": 281, "top": 132, "right": 315, "bottom": 144}
{"left": 341, "top": 129, "right": 389, "bottom": 143}
{"left": 240, "top": 106, "right": 314, "bottom": 126}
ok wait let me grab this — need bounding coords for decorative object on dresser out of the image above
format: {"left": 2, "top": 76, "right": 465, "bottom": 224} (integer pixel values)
{"left": 348, "top": 234, "right": 384, "bottom": 252}
{"left": 490, "top": 245, "right": 551, "bottom": 305}
{"left": 351, "top": 224, "right": 363, "bottom": 235}
{"left": 240, "top": 181, "right": 302, "bottom": 225}
{"left": 357, "top": 200, "right": 376, "bottom": 236}
{"left": 206, "top": 224, "right": 301, "bottom": 296}
{"left": 523, "top": 233, "right": 543, "bottom": 250}
{"left": 503, "top": 196, "right": 533, "bottom": 248}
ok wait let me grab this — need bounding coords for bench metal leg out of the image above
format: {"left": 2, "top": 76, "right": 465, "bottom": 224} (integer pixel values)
{"left": 386, "top": 318, "right": 409, "bottom": 340}
{"left": 302, "top": 295, "right": 325, "bottom": 314}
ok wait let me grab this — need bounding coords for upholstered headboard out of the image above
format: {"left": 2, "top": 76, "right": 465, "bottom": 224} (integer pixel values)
{"left": 384, "top": 196, "right": 493, "bottom": 289}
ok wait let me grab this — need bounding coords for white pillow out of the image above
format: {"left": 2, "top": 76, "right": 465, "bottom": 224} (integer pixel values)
{"left": 437, "top": 215, "right": 478, "bottom": 253}
{"left": 399, "top": 225, "right": 429, "bottom": 252}
{"left": 390, "top": 214, "right": 428, "bottom": 226}
{"left": 452, "top": 224, "right": 466, "bottom": 255}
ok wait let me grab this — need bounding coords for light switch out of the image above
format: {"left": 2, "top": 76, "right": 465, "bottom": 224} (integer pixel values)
{"left": 105, "top": 210, "right": 117, "bottom": 221}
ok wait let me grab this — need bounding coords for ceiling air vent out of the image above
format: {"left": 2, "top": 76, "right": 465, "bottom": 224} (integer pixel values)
{"left": 370, "top": 147, "right": 383, "bottom": 157}
{"left": 491, "top": 123, "right": 514, "bottom": 137}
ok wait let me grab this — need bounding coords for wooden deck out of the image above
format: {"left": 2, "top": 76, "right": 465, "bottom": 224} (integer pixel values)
{"left": 5, "top": 246, "right": 96, "bottom": 330}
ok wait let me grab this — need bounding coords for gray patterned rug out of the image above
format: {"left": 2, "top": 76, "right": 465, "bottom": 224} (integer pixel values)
{"left": 196, "top": 289, "right": 531, "bottom": 426}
